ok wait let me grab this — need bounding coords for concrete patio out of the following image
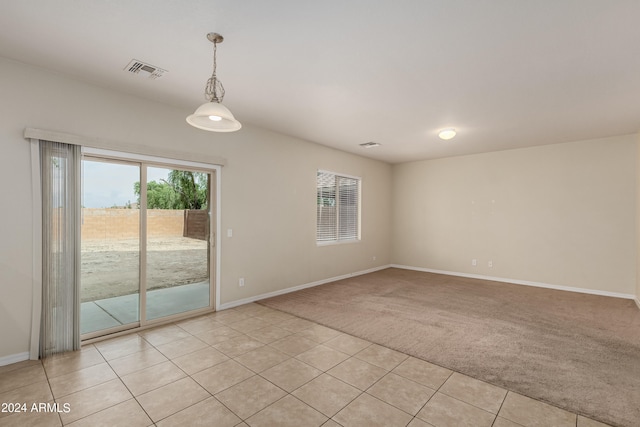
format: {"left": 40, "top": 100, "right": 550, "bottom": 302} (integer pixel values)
{"left": 80, "top": 281, "right": 210, "bottom": 334}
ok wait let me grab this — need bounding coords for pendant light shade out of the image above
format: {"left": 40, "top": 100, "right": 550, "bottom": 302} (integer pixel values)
{"left": 187, "top": 32, "right": 241, "bottom": 132}
{"left": 187, "top": 102, "right": 241, "bottom": 132}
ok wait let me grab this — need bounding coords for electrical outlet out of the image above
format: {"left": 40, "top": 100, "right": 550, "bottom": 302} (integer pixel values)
{"left": 239, "top": 277, "right": 245, "bottom": 287}
{"left": 372, "top": 256, "right": 377, "bottom": 261}
{"left": 488, "top": 261, "right": 493, "bottom": 268}
{"left": 472, "top": 259, "right": 477, "bottom": 266}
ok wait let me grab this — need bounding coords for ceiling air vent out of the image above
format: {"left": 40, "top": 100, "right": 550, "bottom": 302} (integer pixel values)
{"left": 360, "top": 141, "right": 381, "bottom": 148}
{"left": 124, "top": 59, "right": 167, "bottom": 79}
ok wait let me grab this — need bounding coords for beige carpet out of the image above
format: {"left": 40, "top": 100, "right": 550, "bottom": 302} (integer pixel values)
{"left": 259, "top": 268, "right": 640, "bottom": 427}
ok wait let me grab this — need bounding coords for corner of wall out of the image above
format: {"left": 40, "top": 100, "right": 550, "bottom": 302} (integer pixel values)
{"left": 637, "top": 132, "right": 640, "bottom": 304}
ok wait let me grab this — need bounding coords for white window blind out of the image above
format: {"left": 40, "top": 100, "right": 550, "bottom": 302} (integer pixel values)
{"left": 317, "top": 170, "right": 360, "bottom": 243}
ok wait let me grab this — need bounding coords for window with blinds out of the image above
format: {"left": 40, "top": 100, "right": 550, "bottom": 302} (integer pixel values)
{"left": 317, "top": 170, "right": 360, "bottom": 243}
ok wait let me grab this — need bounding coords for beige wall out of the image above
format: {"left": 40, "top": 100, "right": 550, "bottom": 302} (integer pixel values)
{"left": 0, "top": 57, "right": 392, "bottom": 359}
{"left": 392, "top": 135, "right": 637, "bottom": 295}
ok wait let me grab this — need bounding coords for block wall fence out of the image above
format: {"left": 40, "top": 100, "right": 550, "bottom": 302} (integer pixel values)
{"left": 80, "top": 209, "right": 183, "bottom": 240}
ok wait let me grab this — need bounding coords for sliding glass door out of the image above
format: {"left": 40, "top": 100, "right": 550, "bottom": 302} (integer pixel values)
{"left": 145, "top": 166, "right": 210, "bottom": 320}
{"left": 80, "top": 156, "right": 215, "bottom": 338}
{"left": 80, "top": 159, "right": 141, "bottom": 334}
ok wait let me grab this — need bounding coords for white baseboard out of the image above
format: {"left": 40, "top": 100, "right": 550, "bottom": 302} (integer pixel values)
{"left": 218, "top": 263, "right": 638, "bottom": 311}
{"left": 0, "top": 352, "right": 30, "bottom": 367}
{"left": 390, "top": 264, "right": 637, "bottom": 300}
{"left": 218, "top": 264, "right": 392, "bottom": 310}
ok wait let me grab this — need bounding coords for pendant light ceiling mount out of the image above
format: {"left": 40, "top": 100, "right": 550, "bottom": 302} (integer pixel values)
{"left": 186, "top": 32, "right": 241, "bottom": 132}
{"left": 207, "top": 32, "right": 224, "bottom": 44}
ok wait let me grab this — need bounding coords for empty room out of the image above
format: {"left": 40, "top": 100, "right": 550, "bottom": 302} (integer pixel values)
{"left": 1, "top": 1, "right": 639, "bottom": 427}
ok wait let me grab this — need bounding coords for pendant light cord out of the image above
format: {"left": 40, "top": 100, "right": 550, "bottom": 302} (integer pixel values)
{"left": 206, "top": 38, "right": 225, "bottom": 103}
{"left": 212, "top": 39, "right": 217, "bottom": 80}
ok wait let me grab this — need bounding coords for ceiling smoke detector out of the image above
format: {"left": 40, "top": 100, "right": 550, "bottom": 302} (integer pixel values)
{"left": 124, "top": 59, "right": 167, "bottom": 79}
{"left": 360, "top": 141, "right": 381, "bottom": 148}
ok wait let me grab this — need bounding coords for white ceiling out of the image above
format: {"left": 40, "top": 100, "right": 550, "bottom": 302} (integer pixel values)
{"left": 1, "top": 1, "right": 639, "bottom": 163}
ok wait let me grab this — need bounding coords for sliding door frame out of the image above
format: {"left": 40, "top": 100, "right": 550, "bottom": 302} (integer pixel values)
{"left": 80, "top": 147, "right": 221, "bottom": 342}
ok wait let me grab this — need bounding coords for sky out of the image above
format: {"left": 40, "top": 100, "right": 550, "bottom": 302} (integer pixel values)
{"left": 82, "top": 160, "right": 170, "bottom": 208}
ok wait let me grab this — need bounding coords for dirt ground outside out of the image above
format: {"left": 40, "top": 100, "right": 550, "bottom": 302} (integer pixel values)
{"left": 81, "top": 236, "right": 208, "bottom": 302}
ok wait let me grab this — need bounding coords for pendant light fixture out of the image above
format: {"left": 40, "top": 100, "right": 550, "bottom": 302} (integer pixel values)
{"left": 187, "top": 32, "right": 241, "bottom": 132}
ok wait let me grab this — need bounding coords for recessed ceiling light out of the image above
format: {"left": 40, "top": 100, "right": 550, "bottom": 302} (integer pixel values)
{"left": 360, "top": 141, "right": 381, "bottom": 148}
{"left": 438, "top": 128, "right": 457, "bottom": 140}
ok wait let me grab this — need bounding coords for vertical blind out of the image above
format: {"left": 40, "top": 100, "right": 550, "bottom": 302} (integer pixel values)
{"left": 317, "top": 171, "right": 360, "bottom": 242}
{"left": 40, "top": 140, "right": 81, "bottom": 357}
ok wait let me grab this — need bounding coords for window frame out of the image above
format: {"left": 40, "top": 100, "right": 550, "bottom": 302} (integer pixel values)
{"left": 316, "top": 169, "right": 362, "bottom": 246}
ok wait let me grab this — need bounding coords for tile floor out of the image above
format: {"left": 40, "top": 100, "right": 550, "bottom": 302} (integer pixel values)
{"left": 0, "top": 303, "right": 612, "bottom": 427}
